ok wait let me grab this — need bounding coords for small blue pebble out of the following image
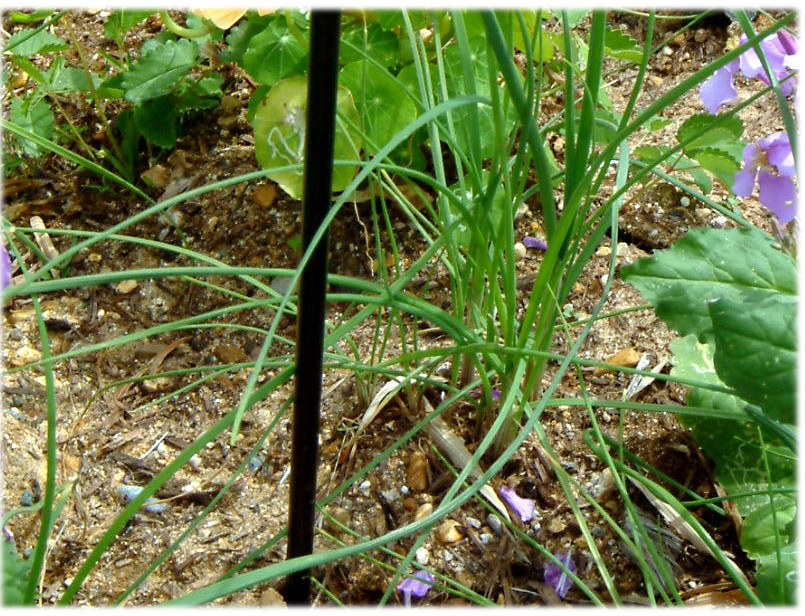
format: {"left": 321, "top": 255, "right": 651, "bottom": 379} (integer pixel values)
{"left": 248, "top": 455, "right": 265, "bottom": 473}
{"left": 118, "top": 485, "right": 168, "bottom": 513}
{"left": 20, "top": 490, "right": 34, "bottom": 507}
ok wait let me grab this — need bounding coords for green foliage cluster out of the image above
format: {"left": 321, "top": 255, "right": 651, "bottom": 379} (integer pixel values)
{"left": 3, "top": 10, "right": 224, "bottom": 179}
{"left": 1, "top": 7, "right": 797, "bottom": 607}
{"left": 634, "top": 113, "right": 745, "bottom": 195}
{"left": 223, "top": 9, "right": 643, "bottom": 203}
{"left": 3, "top": 538, "right": 33, "bottom": 606}
{"left": 622, "top": 227, "right": 797, "bottom": 604}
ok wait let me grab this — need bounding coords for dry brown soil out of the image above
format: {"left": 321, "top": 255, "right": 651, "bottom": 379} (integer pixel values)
{"left": 1, "top": 9, "right": 789, "bottom": 606}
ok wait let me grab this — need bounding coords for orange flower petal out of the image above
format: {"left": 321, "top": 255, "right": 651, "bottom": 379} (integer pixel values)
{"left": 191, "top": 9, "right": 248, "bottom": 30}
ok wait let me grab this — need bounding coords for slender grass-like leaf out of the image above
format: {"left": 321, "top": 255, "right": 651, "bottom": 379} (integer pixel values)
{"left": 113, "top": 397, "right": 294, "bottom": 604}
{"left": 21, "top": 294, "right": 57, "bottom": 604}
{"left": 482, "top": 11, "right": 557, "bottom": 239}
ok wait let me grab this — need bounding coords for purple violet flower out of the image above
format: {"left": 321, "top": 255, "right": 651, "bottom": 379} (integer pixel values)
{"left": 1, "top": 244, "right": 11, "bottom": 291}
{"left": 699, "top": 31, "right": 798, "bottom": 113}
{"left": 544, "top": 552, "right": 577, "bottom": 599}
{"left": 498, "top": 485, "right": 535, "bottom": 523}
{"left": 699, "top": 59, "right": 740, "bottom": 114}
{"left": 733, "top": 131, "right": 797, "bottom": 224}
{"left": 522, "top": 236, "right": 548, "bottom": 251}
{"left": 397, "top": 570, "right": 434, "bottom": 606}
{"left": 738, "top": 31, "right": 798, "bottom": 96}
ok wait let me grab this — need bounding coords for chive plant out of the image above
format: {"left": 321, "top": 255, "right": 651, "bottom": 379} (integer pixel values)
{"left": 2, "top": 8, "right": 796, "bottom": 606}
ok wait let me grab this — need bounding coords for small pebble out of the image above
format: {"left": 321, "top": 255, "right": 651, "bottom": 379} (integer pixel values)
{"left": 381, "top": 488, "right": 400, "bottom": 504}
{"left": 402, "top": 497, "right": 418, "bottom": 512}
{"left": 437, "top": 519, "right": 464, "bottom": 543}
{"left": 415, "top": 503, "right": 433, "bottom": 521}
{"left": 711, "top": 215, "right": 728, "bottom": 228}
{"left": 248, "top": 454, "right": 265, "bottom": 473}
{"left": 114, "top": 280, "right": 138, "bottom": 295}
{"left": 20, "top": 490, "right": 34, "bottom": 507}
{"left": 324, "top": 506, "right": 351, "bottom": 532}
{"left": 406, "top": 451, "right": 429, "bottom": 493}
{"left": 547, "top": 516, "right": 567, "bottom": 533}
{"left": 8, "top": 346, "right": 41, "bottom": 367}
{"left": 594, "top": 347, "right": 640, "bottom": 377}
{"left": 415, "top": 546, "right": 430, "bottom": 565}
{"left": 270, "top": 277, "right": 297, "bottom": 295}
{"left": 486, "top": 513, "right": 504, "bottom": 536}
{"left": 513, "top": 242, "right": 527, "bottom": 260}
{"left": 118, "top": 485, "right": 168, "bottom": 513}
{"left": 587, "top": 468, "right": 616, "bottom": 500}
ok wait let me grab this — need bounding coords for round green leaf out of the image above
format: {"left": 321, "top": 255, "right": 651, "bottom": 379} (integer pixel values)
{"left": 339, "top": 60, "right": 417, "bottom": 154}
{"left": 252, "top": 76, "right": 361, "bottom": 200}
{"left": 242, "top": 20, "right": 307, "bottom": 85}
{"left": 339, "top": 22, "right": 399, "bottom": 67}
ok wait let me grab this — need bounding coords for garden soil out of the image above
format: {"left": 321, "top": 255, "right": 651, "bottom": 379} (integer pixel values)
{"left": 1, "top": 10, "right": 789, "bottom": 606}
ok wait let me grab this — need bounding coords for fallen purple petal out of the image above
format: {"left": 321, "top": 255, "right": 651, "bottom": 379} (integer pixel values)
{"left": 498, "top": 485, "right": 535, "bottom": 522}
{"left": 469, "top": 388, "right": 501, "bottom": 401}
{"left": 522, "top": 236, "right": 548, "bottom": 251}
{"left": 397, "top": 570, "right": 434, "bottom": 603}
{"left": 1, "top": 244, "right": 11, "bottom": 291}
{"left": 544, "top": 552, "right": 577, "bottom": 599}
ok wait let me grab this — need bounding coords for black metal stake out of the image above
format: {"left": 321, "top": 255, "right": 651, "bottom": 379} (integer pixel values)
{"left": 285, "top": 10, "right": 342, "bottom": 606}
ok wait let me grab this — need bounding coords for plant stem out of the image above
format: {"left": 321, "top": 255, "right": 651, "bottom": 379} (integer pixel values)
{"left": 64, "top": 14, "right": 126, "bottom": 169}
{"left": 159, "top": 10, "right": 210, "bottom": 38}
